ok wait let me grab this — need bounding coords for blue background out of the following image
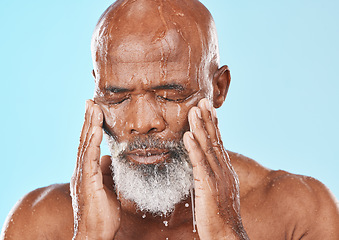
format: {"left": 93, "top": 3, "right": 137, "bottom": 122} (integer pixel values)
{"left": 1, "top": 0, "right": 338, "bottom": 226}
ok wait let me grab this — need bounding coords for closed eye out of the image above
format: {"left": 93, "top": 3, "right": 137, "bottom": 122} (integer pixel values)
{"left": 152, "top": 83, "right": 189, "bottom": 102}
{"left": 156, "top": 93, "right": 184, "bottom": 102}
{"left": 97, "top": 93, "right": 131, "bottom": 105}
{"left": 108, "top": 96, "right": 130, "bottom": 105}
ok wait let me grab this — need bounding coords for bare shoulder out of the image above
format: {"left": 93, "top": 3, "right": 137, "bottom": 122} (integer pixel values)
{"left": 1, "top": 183, "right": 74, "bottom": 240}
{"left": 227, "top": 151, "right": 271, "bottom": 197}
{"left": 264, "top": 170, "right": 339, "bottom": 239}
{"left": 229, "top": 151, "right": 339, "bottom": 239}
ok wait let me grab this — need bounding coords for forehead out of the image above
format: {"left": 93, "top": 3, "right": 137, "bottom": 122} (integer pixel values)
{"left": 97, "top": 28, "right": 201, "bottom": 89}
{"left": 92, "top": 0, "right": 215, "bottom": 90}
{"left": 109, "top": 28, "right": 189, "bottom": 64}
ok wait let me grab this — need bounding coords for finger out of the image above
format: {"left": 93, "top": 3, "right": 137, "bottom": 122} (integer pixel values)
{"left": 197, "top": 99, "right": 220, "bottom": 146}
{"left": 80, "top": 104, "right": 104, "bottom": 176}
{"left": 74, "top": 102, "right": 104, "bottom": 196}
{"left": 74, "top": 100, "right": 94, "bottom": 188}
{"left": 196, "top": 100, "right": 238, "bottom": 194}
{"left": 188, "top": 105, "right": 221, "bottom": 175}
{"left": 78, "top": 101, "right": 102, "bottom": 164}
{"left": 183, "top": 131, "right": 213, "bottom": 179}
{"left": 71, "top": 100, "right": 94, "bottom": 195}
{"left": 71, "top": 101, "right": 104, "bottom": 208}
{"left": 82, "top": 126, "right": 103, "bottom": 176}
{"left": 197, "top": 99, "right": 229, "bottom": 170}
{"left": 78, "top": 100, "right": 95, "bottom": 158}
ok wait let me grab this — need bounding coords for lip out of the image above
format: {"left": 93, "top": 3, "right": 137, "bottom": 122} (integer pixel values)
{"left": 125, "top": 149, "right": 170, "bottom": 165}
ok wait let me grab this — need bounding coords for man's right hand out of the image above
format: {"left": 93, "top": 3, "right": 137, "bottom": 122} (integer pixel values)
{"left": 70, "top": 100, "right": 121, "bottom": 240}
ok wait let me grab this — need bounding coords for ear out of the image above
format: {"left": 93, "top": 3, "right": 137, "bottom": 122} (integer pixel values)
{"left": 212, "top": 65, "right": 231, "bottom": 108}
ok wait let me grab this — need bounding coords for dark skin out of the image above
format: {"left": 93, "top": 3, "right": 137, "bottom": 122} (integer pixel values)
{"left": 2, "top": 0, "right": 339, "bottom": 239}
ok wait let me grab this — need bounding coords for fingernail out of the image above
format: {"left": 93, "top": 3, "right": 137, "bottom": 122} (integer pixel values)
{"left": 187, "top": 131, "right": 194, "bottom": 140}
{"left": 196, "top": 108, "right": 202, "bottom": 119}
{"left": 184, "top": 132, "right": 194, "bottom": 151}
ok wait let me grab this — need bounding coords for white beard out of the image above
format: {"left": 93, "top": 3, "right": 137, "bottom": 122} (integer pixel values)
{"left": 105, "top": 133, "right": 194, "bottom": 216}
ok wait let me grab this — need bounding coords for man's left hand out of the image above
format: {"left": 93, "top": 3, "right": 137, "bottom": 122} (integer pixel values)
{"left": 183, "top": 98, "right": 249, "bottom": 240}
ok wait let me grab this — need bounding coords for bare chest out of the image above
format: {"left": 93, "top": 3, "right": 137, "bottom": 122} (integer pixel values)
{"left": 114, "top": 219, "right": 200, "bottom": 240}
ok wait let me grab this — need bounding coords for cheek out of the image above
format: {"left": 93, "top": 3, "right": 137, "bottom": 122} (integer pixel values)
{"left": 162, "top": 97, "right": 199, "bottom": 134}
{"left": 164, "top": 103, "right": 188, "bottom": 128}
{"left": 99, "top": 104, "right": 126, "bottom": 137}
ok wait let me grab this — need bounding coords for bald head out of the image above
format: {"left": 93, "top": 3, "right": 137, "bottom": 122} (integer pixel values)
{"left": 91, "top": 0, "right": 220, "bottom": 87}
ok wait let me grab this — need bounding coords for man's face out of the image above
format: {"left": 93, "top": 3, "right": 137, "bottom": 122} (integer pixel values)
{"left": 92, "top": 27, "right": 213, "bottom": 214}
{"left": 93, "top": 29, "right": 211, "bottom": 158}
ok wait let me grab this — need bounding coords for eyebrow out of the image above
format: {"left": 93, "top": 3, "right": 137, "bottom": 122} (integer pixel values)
{"left": 104, "top": 86, "right": 130, "bottom": 93}
{"left": 152, "top": 84, "right": 185, "bottom": 91}
{"left": 103, "top": 83, "right": 185, "bottom": 93}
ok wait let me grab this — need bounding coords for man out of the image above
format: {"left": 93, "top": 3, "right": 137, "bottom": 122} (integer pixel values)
{"left": 1, "top": 0, "right": 338, "bottom": 239}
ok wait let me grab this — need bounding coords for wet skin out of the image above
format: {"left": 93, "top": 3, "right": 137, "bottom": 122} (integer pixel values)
{"left": 2, "top": 0, "right": 339, "bottom": 239}
{"left": 84, "top": 0, "right": 245, "bottom": 237}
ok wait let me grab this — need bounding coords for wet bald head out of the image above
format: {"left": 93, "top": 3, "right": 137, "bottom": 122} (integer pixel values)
{"left": 91, "top": 0, "right": 220, "bottom": 83}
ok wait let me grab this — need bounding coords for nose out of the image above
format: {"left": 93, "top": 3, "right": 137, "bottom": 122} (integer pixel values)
{"left": 126, "top": 95, "right": 166, "bottom": 135}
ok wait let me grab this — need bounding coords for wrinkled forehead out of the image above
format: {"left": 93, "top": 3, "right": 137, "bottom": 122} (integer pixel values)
{"left": 96, "top": 28, "right": 196, "bottom": 90}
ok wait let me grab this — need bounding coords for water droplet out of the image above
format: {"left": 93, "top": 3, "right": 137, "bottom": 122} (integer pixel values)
{"left": 142, "top": 214, "right": 146, "bottom": 219}
{"left": 163, "top": 220, "right": 168, "bottom": 227}
{"left": 190, "top": 188, "right": 197, "bottom": 233}
{"left": 185, "top": 203, "right": 189, "bottom": 208}
{"left": 177, "top": 104, "right": 181, "bottom": 117}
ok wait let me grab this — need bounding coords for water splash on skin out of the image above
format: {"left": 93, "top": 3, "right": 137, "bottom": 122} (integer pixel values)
{"left": 206, "top": 178, "right": 214, "bottom": 193}
{"left": 176, "top": 103, "right": 181, "bottom": 119}
{"left": 70, "top": 166, "right": 84, "bottom": 240}
{"left": 166, "top": 162, "right": 170, "bottom": 186}
{"left": 154, "top": 1, "right": 171, "bottom": 82}
{"left": 190, "top": 188, "right": 197, "bottom": 233}
{"left": 171, "top": 21, "right": 191, "bottom": 79}
{"left": 166, "top": 0, "right": 185, "bottom": 17}
{"left": 99, "top": 104, "right": 117, "bottom": 129}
